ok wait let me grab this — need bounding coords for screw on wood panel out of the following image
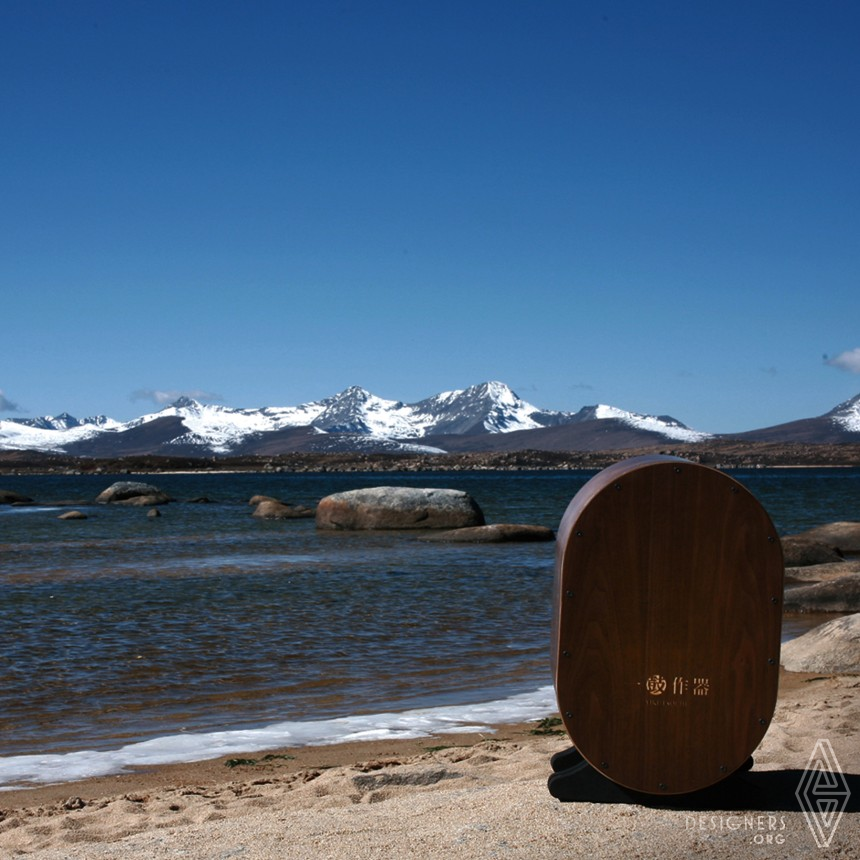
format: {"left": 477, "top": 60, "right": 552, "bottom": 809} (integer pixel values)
{"left": 673, "top": 466, "right": 682, "bottom": 473}
{"left": 767, "top": 535, "right": 776, "bottom": 543}
{"left": 731, "top": 486, "right": 740, "bottom": 494}
{"left": 719, "top": 765, "right": 728, "bottom": 773}
{"left": 768, "top": 658, "right": 776, "bottom": 665}
{"left": 658, "top": 783, "right": 668, "bottom": 791}
{"left": 771, "top": 597, "right": 780, "bottom": 605}
{"left": 759, "top": 718, "right": 767, "bottom": 726}
{"left": 613, "top": 483, "right": 622, "bottom": 490}
{"left": 565, "top": 711, "right": 573, "bottom": 718}
{"left": 562, "top": 650, "right": 571, "bottom": 658}
{"left": 565, "top": 590, "right": 574, "bottom": 598}
{"left": 575, "top": 530, "right": 584, "bottom": 537}
{"left": 600, "top": 761, "right": 609, "bottom": 769}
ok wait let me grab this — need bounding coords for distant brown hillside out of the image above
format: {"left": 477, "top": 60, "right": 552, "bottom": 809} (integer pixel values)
{"left": 2, "top": 441, "right": 860, "bottom": 475}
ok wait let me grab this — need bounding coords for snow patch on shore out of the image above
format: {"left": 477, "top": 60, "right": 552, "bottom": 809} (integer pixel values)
{"left": 0, "top": 686, "right": 558, "bottom": 789}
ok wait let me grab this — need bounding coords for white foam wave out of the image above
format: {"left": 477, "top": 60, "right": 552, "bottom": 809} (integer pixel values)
{"left": 0, "top": 686, "right": 558, "bottom": 790}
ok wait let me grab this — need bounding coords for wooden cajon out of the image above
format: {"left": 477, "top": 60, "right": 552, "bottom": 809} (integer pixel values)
{"left": 550, "top": 455, "right": 784, "bottom": 799}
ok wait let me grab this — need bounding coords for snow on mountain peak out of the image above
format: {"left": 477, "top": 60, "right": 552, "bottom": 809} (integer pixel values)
{"left": 170, "top": 396, "right": 204, "bottom": 411}
{"left": 311, "top": 386, "right": 413, "bottom": 435}
{"left": 478, "top": 380, "right": 517, "bottom": 402}
{"left": 831, "top": 394, "right": 860, "bottom": 432}
{"left": 589, "top": 404, "right": 712, "bottom": 442}
{"left": 0, "top": 380, "right": 724, "bottom": 454}
{"left": 0, "top": 412, "right": 121, "bottom": 452}
{"left": 407, "top": 381, "right": 547, "bottom": 435}
{"left": 151, "top": 398, "right": 327, "bottom": 453}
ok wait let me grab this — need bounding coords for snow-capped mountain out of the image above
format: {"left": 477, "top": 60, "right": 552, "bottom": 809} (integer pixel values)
{"left": 308, "top": 381, "right": 567, "bottom": 438}
{"left": 3, "top": 381, "right": 857, "bottom": 458}
{"left": 408, "top": 381, "right": 568, "bottom": 435}
{"left": 116, "top": 396, "right": 327, "bottom": 453}
{"left": 0, "top": 413, "right": 122, "bottom": 452}
{"left": 568, "top": 405, "right": 710, "bottom": 443}
{"left": 8, "top": 412, "right": 117, "bottom": 432}
{"left": 0, "top": 381, "right": 708, "bottom": 455}
{"left": 310, "top": 387, "right": 417, "bottom": 436}
{"left": 728, "top": 392, "right": 860, "bottom": 443}
{"left": 831, "top": 393, "right": 860, "bottom": 433}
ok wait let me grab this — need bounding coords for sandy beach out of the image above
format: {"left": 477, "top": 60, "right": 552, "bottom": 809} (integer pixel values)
{"left": 1, "top": 668, "right": 858, "bottom": 859}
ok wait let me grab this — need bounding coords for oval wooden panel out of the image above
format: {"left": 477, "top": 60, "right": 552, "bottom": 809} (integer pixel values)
{"left": 553, "top": 455, "right": 784, "bottom": 795}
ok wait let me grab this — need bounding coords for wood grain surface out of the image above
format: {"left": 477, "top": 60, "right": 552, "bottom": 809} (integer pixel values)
{"left": 553, "top": 455, "right": 784, "bottom": 795}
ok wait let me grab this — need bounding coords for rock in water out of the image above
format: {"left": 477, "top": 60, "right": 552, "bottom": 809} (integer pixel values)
{"left": 249, "top": 495, "right": 283, "bottom": 506}
{"left": 782, "top": 576, "right": 860, "bottom": 612}
{"left": 780, "top": 537, "right": 845, "bottom": 567}
{"left": 788, "top": 521, "right": 860, "bottom": 554}
{"left": 0, "top": 489, "right": 34, "bottom": 505}
{"left": 95, "top": 481, "right": 172, "bottom": 505}
{"left": 419, "top": 524, "right": 555, "bottom": 543}
{"left": 315, "top": 487, "right": 484, "bottom": 530}
{"left": 781, "top": 613, "right": 860, "bottom": 673}
{"left": 58, "top": 510, "right": 87, "bottom": 520}
{"left": 784, "top": 560, "right": 860, "bottom": 584}
{"left": 252, "top": 500, "right": 316, "bottom": 519}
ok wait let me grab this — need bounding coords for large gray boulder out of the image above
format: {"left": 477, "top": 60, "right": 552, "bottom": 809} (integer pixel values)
{"left": 789, "top": 521, "right": 860, "bottom": 555}
{"left": 315, "top": 487, "right": 484, "bottom": 530}
{"left": 781, "top": 613, "right": 860, "bottom": 673}
{"left": 780, "top": 537, "right": 845, "bottom": 567}
{"left": 95, "top": 481, "right": 172, "bottom": 505}
{"left": 785, "top": 560, "right": 860, "bottom": 585}
{"left": 783, "top": 576, "right": 860, "bottom": 613}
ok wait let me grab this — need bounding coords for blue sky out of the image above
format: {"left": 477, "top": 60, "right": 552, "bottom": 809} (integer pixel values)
{"left": 1, "top": 1, "right": 858, "bottom": 434}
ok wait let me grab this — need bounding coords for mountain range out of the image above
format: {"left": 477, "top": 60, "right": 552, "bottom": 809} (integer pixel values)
{"left": 1, "top": 381, "right": 859, "bottom": 458}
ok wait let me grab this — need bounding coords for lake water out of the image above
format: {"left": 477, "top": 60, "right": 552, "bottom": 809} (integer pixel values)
{"left": 0, "top": 466, "right": 857, "bottom": 787}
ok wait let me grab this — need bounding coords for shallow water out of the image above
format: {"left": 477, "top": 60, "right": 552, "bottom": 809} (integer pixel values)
{"left": 0, "top": 467, "right": 857, "bottom": 772}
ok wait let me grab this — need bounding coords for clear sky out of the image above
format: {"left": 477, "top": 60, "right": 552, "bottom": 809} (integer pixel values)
{"left": 1, "top": 1, "right": 858, "bottom": 434}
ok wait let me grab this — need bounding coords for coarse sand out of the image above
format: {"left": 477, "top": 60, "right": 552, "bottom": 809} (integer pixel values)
{"left": 1, "top": 669, "right": 858, "bottom": 859}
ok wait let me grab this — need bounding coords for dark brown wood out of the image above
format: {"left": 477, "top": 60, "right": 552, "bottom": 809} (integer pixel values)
{"left": 553, "top": 455, "right": 784, "bottom": 795}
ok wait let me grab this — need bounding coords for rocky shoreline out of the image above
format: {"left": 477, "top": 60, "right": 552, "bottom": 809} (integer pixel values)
{"left": 2, "top": 441, "right": 860, "bottom": 475}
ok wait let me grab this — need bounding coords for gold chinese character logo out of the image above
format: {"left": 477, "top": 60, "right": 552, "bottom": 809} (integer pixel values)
{"left": 643, "top": 674, "right": 711, "bottom": 698}
{"left": 646, "top": 674, "right": 667, "bottom": 696}
{"left": 693, "top": 677, "right": 710, "bottom": 696}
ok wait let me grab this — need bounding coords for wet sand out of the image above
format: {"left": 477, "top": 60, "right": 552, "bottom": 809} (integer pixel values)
{"left": 1, "top": 669, "right": 858, "bottom": 859}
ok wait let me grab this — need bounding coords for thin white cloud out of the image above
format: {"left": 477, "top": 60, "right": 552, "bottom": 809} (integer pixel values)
{"left": 0, "top": 390, "right": 21, "bottom": 413}
{"left": 825, "top": 348, "right": 860, "bottom": 374}
{"left": 131, "top": 389, "right": 224, "bottom": 405}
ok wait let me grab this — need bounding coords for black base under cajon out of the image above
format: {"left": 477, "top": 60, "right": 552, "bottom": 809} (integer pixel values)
{"left": 548, "top": 746, "right": 756, "bottom": 808}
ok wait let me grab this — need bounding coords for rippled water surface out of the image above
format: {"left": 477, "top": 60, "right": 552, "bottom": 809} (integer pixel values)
{"left": 1, "top": 467, "right": 857, "bottom": 757}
